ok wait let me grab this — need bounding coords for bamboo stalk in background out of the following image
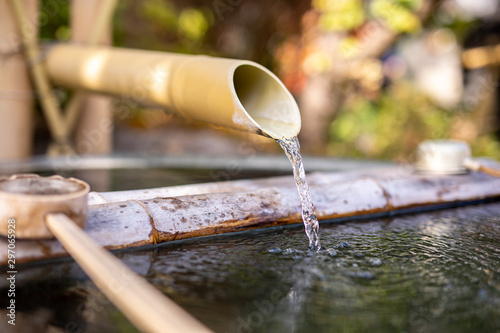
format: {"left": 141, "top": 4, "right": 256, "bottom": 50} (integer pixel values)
{"left": 7, "top": 0, "right": 72, "bottom": 155}
{"left": 68, "top": 0, "right": 116, "bottom": 155}
{"left": 68, "top": 0, "right": 117, "bottom": 191}
{"left": 0, "top": 0, "right": 37, "bottom": 160}
{"left": 462, "top": 44, "right": 500, "bottom": 69}
{"left": 6, "top": 0, "right": 116, "bottom": 157}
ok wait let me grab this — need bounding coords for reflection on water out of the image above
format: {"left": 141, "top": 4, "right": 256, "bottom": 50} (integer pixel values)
{"left": 1, "top": 202, "right": 500, "bottom": 332}
{"left": 38, "top": 168, "right": 288, "bottom": 192}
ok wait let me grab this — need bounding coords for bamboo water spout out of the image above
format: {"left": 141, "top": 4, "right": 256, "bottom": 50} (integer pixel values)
{"left": 45, "top": 45, "right": 301, "bottom": 139}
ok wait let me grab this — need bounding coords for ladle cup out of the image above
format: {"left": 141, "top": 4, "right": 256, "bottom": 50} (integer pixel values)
{"left": 0, "top": 174, "right": 212, "bottom": 333}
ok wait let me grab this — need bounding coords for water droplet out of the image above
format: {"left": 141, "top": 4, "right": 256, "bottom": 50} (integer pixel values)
{"left": 283, "top": 248, "right": 303, "bottom": 255}
{"left": 326, "top": 248, "right": 338, "bottom": 257}
{"left": 349, "top": 271, "right": 373, "bottom": 279}
{"left": 367, "top": 258, "right": 383, "bottom": 266}
{"left": 339, "top": 242, "right": 350, "bottom": 249}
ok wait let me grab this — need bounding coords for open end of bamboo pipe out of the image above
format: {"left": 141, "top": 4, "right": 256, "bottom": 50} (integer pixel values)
{"left": 232, "top": 64, "right": 301, "bottom": 139}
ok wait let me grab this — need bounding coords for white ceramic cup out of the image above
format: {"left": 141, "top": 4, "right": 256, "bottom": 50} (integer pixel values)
{"left": 414, "top": 139, "right": 471, "bottom": 175}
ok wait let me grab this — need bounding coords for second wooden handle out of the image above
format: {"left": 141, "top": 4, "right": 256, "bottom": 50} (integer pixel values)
{"left": 45, "top": 213, "right": 212, "bottom": 333}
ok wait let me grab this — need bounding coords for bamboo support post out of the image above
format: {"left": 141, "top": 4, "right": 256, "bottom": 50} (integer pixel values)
{"left": 0, "top": 0, "right": 37, "bottom": 160}
{"left": 7, "top": 0, "right": 116, "bottom": 157}
{"left": 67, "top": 0, "right": 116, "bottom": 155}
{"left": 7, "top": 0, "right": 72, "bottom": 155}
{"left": 462, "top": 44, "right": 500, "bottom": 69}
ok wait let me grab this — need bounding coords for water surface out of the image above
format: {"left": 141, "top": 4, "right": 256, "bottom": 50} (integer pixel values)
{"left": 2, "top": 202, "right": 499, "bottom": 332}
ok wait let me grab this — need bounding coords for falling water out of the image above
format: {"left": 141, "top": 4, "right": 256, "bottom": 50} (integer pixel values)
{"left": 277, "top": 136, "right": 321, "bottom": 250}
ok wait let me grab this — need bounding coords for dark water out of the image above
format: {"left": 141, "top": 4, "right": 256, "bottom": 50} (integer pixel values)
{"left": 1, "top": 202, "right": 500, "bottom": 332}
{"left": 36, "top": 168, "right": 288, "bottom": 192}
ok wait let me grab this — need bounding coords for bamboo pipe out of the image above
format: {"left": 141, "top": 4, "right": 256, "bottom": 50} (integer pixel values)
{"left": 0, "top": 174, "right": 212, "bottom": 333}
{"left": 45, "top": 45, "right": 301, "bottom": 139}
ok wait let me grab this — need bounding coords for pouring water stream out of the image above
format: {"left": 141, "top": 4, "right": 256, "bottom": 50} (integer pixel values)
{"left": 277, "top": 136, "right": 321, "bottom": 250}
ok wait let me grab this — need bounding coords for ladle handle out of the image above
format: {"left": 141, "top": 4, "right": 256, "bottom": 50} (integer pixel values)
{"left": 477, "top": 165, "right": 500, "bottom": 178}
{"left": 464, "top": 159, "right": 500, "bottom": 178}
{"left": 45, "top": 213, "right": 212, "bottom": 333}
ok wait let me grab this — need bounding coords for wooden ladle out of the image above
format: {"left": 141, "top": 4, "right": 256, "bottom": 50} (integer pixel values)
{"left": 0, "top": 174, "right": 212, "bottom": 333}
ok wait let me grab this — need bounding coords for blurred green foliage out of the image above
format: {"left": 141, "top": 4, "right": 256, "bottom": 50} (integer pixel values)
{"left": 140, "top": 0, "right": 178, "bottom": 31}
{"left": 39, "top": 0, "right": 70, "bottom": 41}
{"left": 312, "top": 0, "right": 421, "bottom": 33}
{"left": 178, "top": 8, "right": 212, "bottom": 41}
{"left": 138, "top": 0, "right": 213, "bottom": 43}
{"left": 113, "top": 0, "right": 215, "bottom": 55}
{"left": 471, "top": 135, "right": 500, "bottom": 160}
{"left": 310, "top": 0, "right": 498, "bottom": 160}
{"left": 370, "top": 0, "right": 421, "bottom": 33}
{"left": 314, "top": 0, "right": 365, "bottom": 31}
{"left": 329, "top": 81, "right": 500, "bottom": 160}
{"left": 36, "top": 0, "right": 499, "bottom": 160}
{"left": 328, "top": 82, "right": 453, "bottom": 159}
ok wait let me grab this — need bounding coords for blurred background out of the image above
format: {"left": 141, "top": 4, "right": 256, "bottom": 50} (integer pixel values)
{"left": 36, "top": 0, "right": 500, "bottom": 161}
